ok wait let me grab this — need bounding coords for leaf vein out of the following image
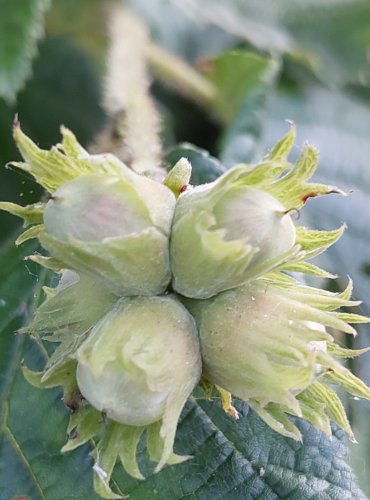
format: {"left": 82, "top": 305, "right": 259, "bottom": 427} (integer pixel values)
{"left": 195, "top": 401, "right": 357, "bottom": 497}
{"left": 4, "top": 423, "right": 47, "bottom": 500}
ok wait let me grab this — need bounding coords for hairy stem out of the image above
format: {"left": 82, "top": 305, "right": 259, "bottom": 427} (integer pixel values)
{"left": 104, "top": 6, "right": 164, "bottom": 180}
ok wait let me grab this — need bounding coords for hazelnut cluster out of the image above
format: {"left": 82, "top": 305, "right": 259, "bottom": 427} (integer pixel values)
{"left": 2, "top": 123, "right": 369, "bottom": 499}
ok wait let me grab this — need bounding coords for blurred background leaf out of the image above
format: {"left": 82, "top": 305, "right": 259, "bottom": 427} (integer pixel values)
{"left": 0, "top": 0, "right": 51, "bottom": 102}
{"left": 127, "top": 0, "right": 237, "bottom": 62}
{"left": 172, "top": 0, "right": 370, "bottom": 87}
{"left": 0, "top": 35, "right": 105, "bottom": 240}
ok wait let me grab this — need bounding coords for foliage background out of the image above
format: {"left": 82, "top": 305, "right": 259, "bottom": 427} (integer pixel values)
{"left": 1, "top": 0, "right": 370, "bottom": 498}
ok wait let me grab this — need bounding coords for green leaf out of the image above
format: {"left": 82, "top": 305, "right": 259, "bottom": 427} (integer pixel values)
{"left": 0, "top": 239, "right": 103, "bottom": 499}
{"left": 0, "top": 236, "right": 366, "bottom": 498}
{"left": 112, "top": 399, "right": 366, "bottom": 499}
{"left": 213, "top": 51, "right": 279, "bottom": 166}
{"left": 0, "top": 36, "right": 106, "bottom": 240}
{"left": 202, "top": 50, "right": 279, "bottom": 124}
{"left": 173, "top": 0, "right": 370, "bottom": 87}
{"left": 13, "top": 36, "right": 105, "bottom": 150}
{"left": 0, "top": 0, "right": 51, "bottom": 102}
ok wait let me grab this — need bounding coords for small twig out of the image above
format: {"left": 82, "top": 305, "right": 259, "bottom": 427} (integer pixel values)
{"left": 146, "top": 43, "right": 217, "bottom": 111}
{"left": 103, "top": 6, "right": 164, "bottom": 180}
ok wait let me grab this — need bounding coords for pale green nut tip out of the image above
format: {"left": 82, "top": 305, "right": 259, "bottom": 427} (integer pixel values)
{"left": 163, "top": 157, "right": 192, "bottom": 198}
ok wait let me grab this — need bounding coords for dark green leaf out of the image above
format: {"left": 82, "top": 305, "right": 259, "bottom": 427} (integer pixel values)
{"left": 0, "top": 238, "right": 103, "bottom": 499}
{"left": 0, "top": 0, "right": 51, "bottom": 102}
{"left": 0, "top": 36, "right": 105, "bottom": 239}
{"left": 113, "top": 399, "right": 366, "bottom": 499}
{"left": 165, "top": 143, "right": 226, "bottom": 185}
{"left": 14, "top": 36, "right": 105, "bottom": 150}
